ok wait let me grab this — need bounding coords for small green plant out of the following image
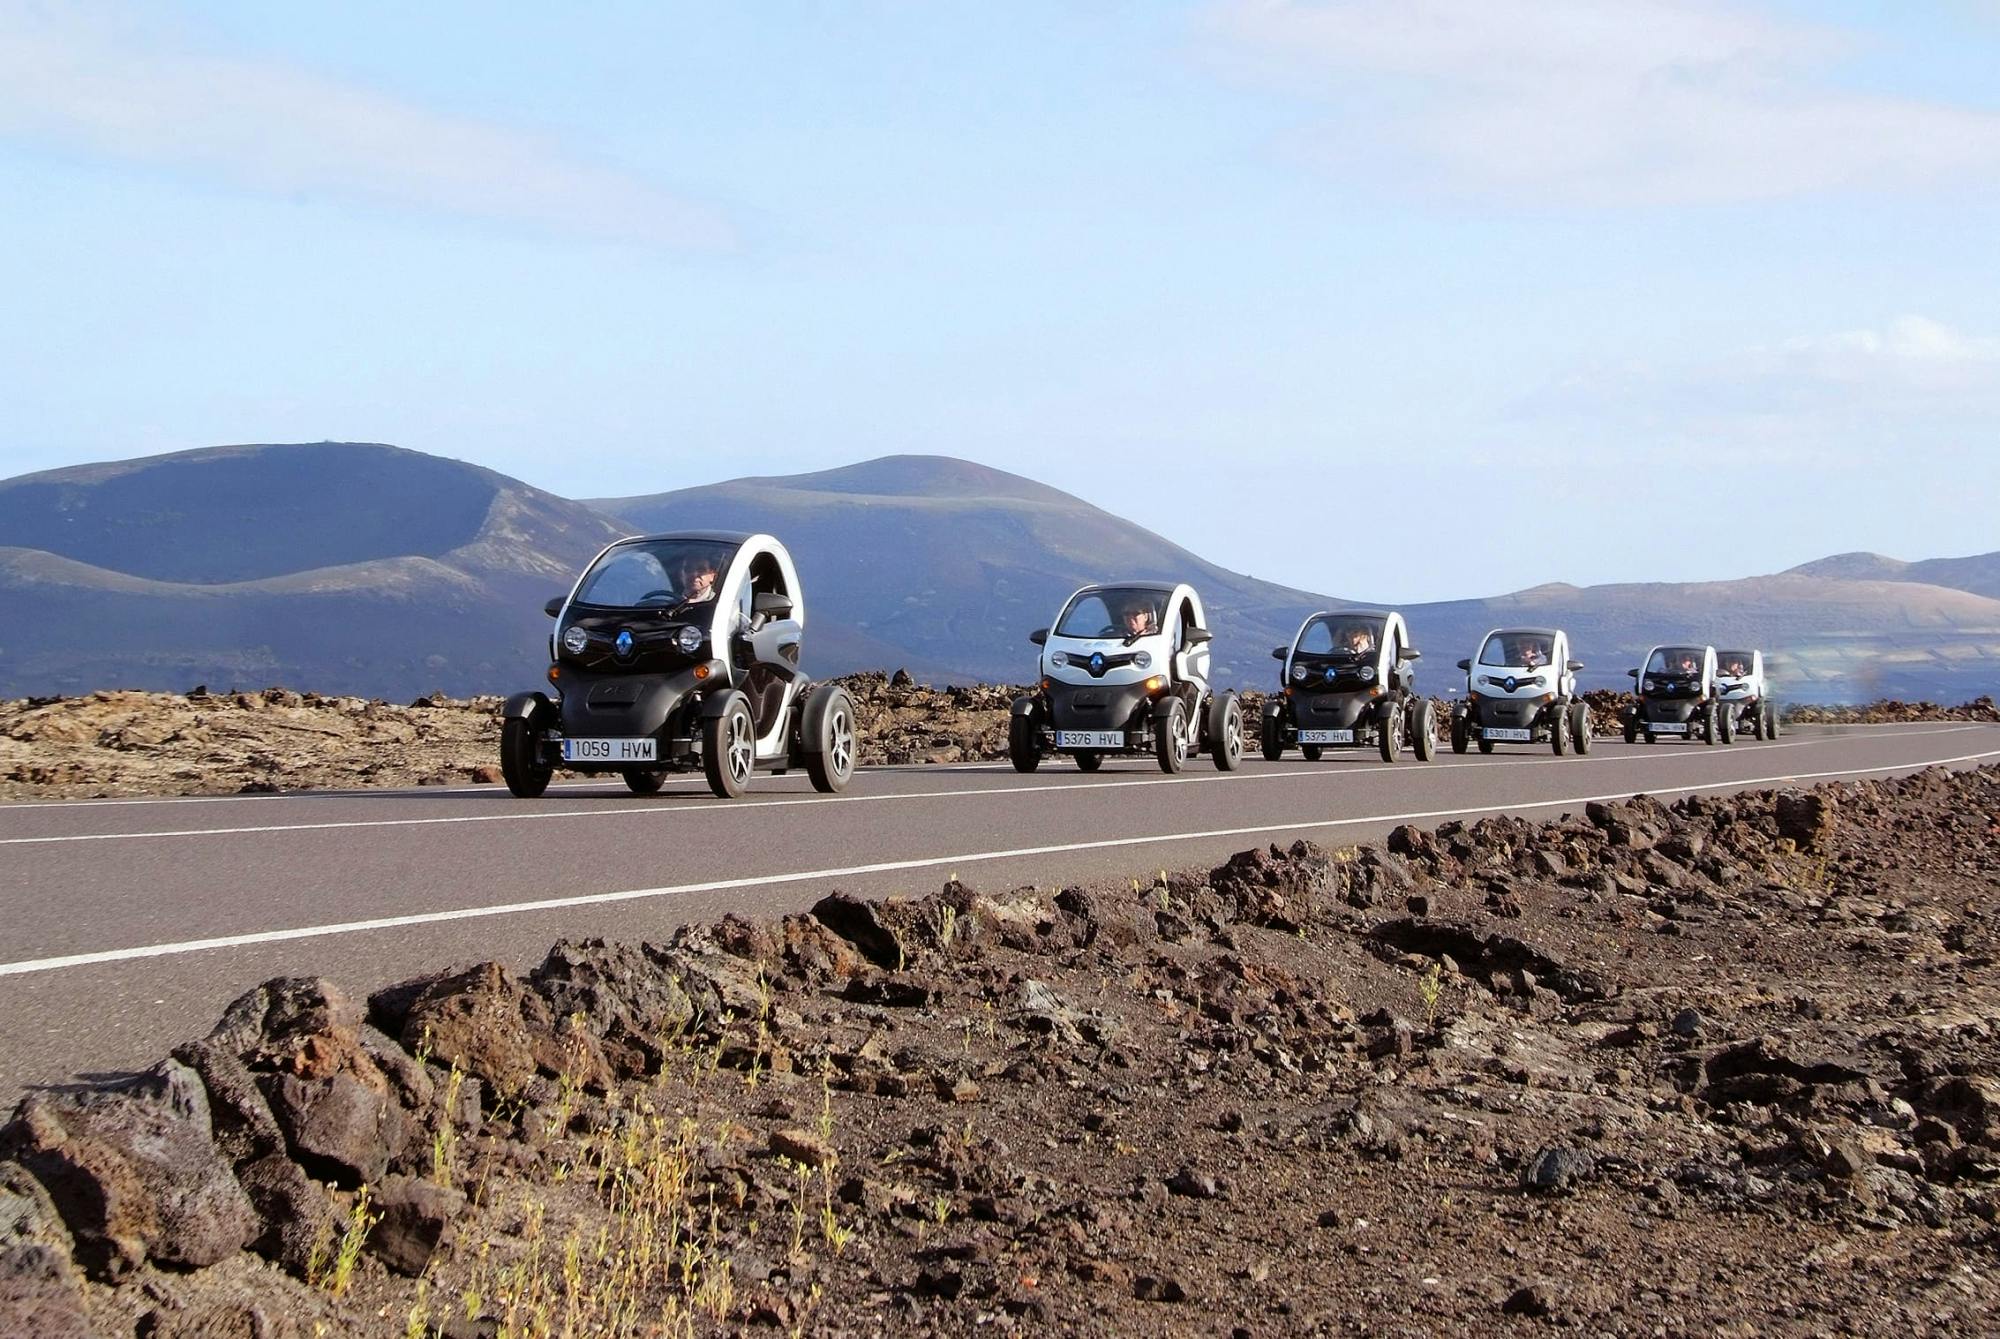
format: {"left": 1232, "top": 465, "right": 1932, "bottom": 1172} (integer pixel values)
{"left": 1418, "top": 961, "right": 1444, "bottom": 1029}
{"left": 432, "top": 1058, "right": 466, "bottom": 1187}
{"left": 930, "top": 1192, "right": 952, "bottom": 1225}
{"left": 933, "top": 901, "right": 957, "bottom": 949}
{"left": 327, "top": 1183, "right": 378, "bottom": 1298}
{"left": 403, "top": 1279, "right": 431, "bottom": 1339}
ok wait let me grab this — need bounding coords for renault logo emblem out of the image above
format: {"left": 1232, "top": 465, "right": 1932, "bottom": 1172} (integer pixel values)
{"left": 1504, "top": 676, "right": 1517, "bottom": 692}
{"left": 1088, "top": 652, "right": 1105, "bottom": 674}
{"left": 1323, "top": 667, "right": 1337, "bottom": 684}
{"left": 615, "top": 629, "right": 635, "bottom": 658}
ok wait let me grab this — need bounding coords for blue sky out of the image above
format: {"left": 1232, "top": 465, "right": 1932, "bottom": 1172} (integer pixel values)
{"left": 2, "top": 0, "right": 1996, "bottom": 602}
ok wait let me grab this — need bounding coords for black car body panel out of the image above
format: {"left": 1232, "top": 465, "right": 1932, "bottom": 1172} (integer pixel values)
{"left": 554, "top": 662, "right": 717, "bottom": 753}
{"left": 1048, "top": 679, "right": 1154, "bottom": 735}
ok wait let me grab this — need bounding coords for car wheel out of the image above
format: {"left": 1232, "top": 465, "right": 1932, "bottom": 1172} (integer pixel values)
{"left": 1623, "top": 717, "right": 1638, "bottom": 745}
{"left": 1008, "top": 708, "right": 1042, "bottom": 773}
{"left": 1644, "top": 730, "right": 1657, "bottom": 745}
{"left": 1301, "top": 744, "right": 1323, "bottom": 761}
{"left": 1261, "top": 707, "right": 1286, "bottom": 762}
{"left": 1411, "top": 699, "right": 1438, "bottom": 763}
{"left": 1477, "top": 736, "right": 1494, "bottom": 755}
{"left": 1450, "top": 714, "right": 1469, "bottom": 755}
{"left": 500, "top": 717, "right": 552, "bottom": 798}
{"left": 1551, "top": 704, "right": 1570, "bottom": 756}
{"left": 1570, "top": 702, "right": 1592, "bottom": 755}
{"left": 1210, "top": 693, "right": 1244, "bottom": 771}
{"left": 703, "top": 699, "right": 755, "bottom": 798}
{"left": 1751, "top": 704, "right": 1767, "bottom": 741}
{"left": 1075, "top": 751, "right": 1103, "bottom": 772}
{"left": 1718, "top": 704, "right": 1736, "bottom": 745}
{"left": 805, "top": 686, "right": 857, "bottom": 793}
{"left": 1378, "top": 705, "right": 1402, "bottom": 763}
{"left": 1156, "top": 699, "right": 1188, "bottom": 774}
{"left": 1765, "top": 703, "right": 1780, "bottom": 740}
{"left": 1701, "top": 703, "right": 1718, "bottom": 745}
{"left": 623, "top": 770, "right": 664, "bottom": 795}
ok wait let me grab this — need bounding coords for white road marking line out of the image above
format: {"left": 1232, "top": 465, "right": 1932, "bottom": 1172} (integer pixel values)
{"left": 2, "top": 747, "right": 1992, "bottom": 978}
{"left": 0, "top": 725, "right": 1983, "bottom": 846}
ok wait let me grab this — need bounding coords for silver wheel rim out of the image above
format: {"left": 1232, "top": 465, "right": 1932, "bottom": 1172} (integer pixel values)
{"left": 1227, "top": 706, "right": 1243, "bottom": 758}
{"left": 1172, "top": 709, "right": 1187, "bottom": 764}
{"left": 728, "top": 710, "right": 753, "bottom": 785}
{"left": 828, "top": 706, "right": 854, "bottom": 778}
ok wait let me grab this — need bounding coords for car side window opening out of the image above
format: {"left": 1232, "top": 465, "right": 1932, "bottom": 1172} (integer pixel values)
{"left": 1176, "top": 598, "right": 1197, "bottom": 649}
{"left": 740, "top": 552, "right": 789, "bottom": 630}
{"left": 1297, "top": 619, "right": 1336, "bottom": 655}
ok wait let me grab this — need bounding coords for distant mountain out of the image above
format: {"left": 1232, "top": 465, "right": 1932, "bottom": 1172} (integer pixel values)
{"left": 1, "top": 443, "right": 1995, "bottom": 702}
{"left": 590, "top": 455, "right": 1336, "bottom": 687}
{"left": 1789, "top": 550, "right": 2000, "bottom": 602}
{"left": 0, "top": 443, "right": 625, "bottom": 699}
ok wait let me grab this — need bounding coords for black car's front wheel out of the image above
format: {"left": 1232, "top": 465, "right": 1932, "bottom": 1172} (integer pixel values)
{"left": 1209, "top": 693, "right": 1244, "bottom": 771}
{"left": 1008, "top": 706, "right": 1042, "bottom": 774}
{"left": 500, "top": 717, "right": 552, "bottom": 798}
{"left": 703, "top": 697, "right": 756, "bottom": 798}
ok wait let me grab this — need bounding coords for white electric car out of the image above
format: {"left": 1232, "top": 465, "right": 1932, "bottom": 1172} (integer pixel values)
{"left": 1715, "top": 649, "right": 1777, "bottom": 741}
{"left": 1626, "top": 644, "right": 1726, "bottom": 744}
{"left": 1451, "top": 627, "right": 1591, "bottom": 755}
{"left": 1261, "top": 610, "right": 1438, "bottom": 763}
{"left": 1009, "top": 581, "right": 1244, "bottom": 774}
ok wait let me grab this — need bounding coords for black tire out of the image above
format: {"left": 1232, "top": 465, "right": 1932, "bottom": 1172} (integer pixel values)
{"left": 1378, "top": 705, "right": 1402, "bottom": 763}
{"left": 622, "top": 770, "right": 664, "bottom": 795}
{"left": 1766, "top": 704, "right": 1780, "bottom": 740}
{"left": 1075, "top": 751, "right": 1103, "bottom": 772}
{"left": 1261, "top": 708, "right": 1286, "bottom": 762}
{"left": 1644, "top": 730, "right": 1657, "bottom": 745}
{"left": 1209, "top": 693, "right": 1244, "bottom": 771}
{"left": 1301, "top": 744, "right": 1323, "bottom": 761}
{"left": 1752, "top": 703, "right": 1767, "bottom": 741}
{"left": 1623, "top": 717, "right": 1638, "bottom": 745}
{"left": 804, "top": 685, "right": 857, "bottom": 793}
{"left": 1156, "top": 699, "right": 1188, "bottom": 774}
{"left": 1008, "top": 706, "right": 1042, "bottom": 774}
{"left": 1701, "top": 703, "right": 1718, "bottom": 746}
{"left": 703, "top": 697, "right": 755, "bottom": 798}
{"left": 1551, "top": 704, "right": 1570, "bottom": 756}
{"left": 1718, "top": 704, "right": 1736, "bottom": 745}
{"left": 1477, "top": 736, "right": 1494, "bottom": 755}
{"left": 1411, "top": 699, "right": 1437, "bottom": 763}
{"left": 500, "top": 717, "right": 553, "bottom": 798}
{"left": 1570, "top": 702, "right": 1592, "bottom": 755}
{"left": 1450, "top": 714, "right": 1469, "bottom": 755}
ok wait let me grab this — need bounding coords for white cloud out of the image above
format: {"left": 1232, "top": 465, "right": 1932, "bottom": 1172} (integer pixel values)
{"left": 1206, "top": 0, "right": 2000, "bottom": 205}
{"left": 0, "top": 4, "right": 729, "bottom": 246}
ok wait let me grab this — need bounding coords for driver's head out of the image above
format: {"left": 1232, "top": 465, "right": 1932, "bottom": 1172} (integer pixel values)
{"left": 1120, "top": 598, "right": 1157, "bottom": 635}
{"left": 678, "top": 555, "right": 719, "bottom": 600}
{"left": 1676, "top": 652, "right": 1697, "bottom": 673}
{"left": 1726, "top": 658, "right": 1746, "bottom": 676}
{"left": 1344, "top": 625, "right": 1374, "bottom": 654}
{"left": 1519, "top": 638, "right": 1545, "bottom": 665}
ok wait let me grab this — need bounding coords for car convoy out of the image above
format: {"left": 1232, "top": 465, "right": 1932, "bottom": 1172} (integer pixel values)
{"left": 501, "top": 531, "right": 1780, "bottom": 798}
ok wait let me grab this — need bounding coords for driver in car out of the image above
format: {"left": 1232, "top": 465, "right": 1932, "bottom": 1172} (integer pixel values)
{"left": 1723, "top": 656, "right": 1748, "bottom": 677}
{"left": 677, "top": 555, "right": 720, "bottom": 605}
{"left": 1674, "top": 650, "right": 1700, "bottom": 677}
{"left": 1515, "top": 637, "right": 1548, "bottom": 669}
{"left": 1342, "top": 625, "right": 1376, "bottom": 657}
{"left": 1119, "top": 597, "right": 1159, "bottom": 639}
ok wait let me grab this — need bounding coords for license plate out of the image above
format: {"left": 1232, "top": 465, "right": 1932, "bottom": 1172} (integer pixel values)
{"left": 1651, "top": 722, "right": 1688, "bottom": 734}
{"left": 1482, "top": 728, "right": 1531, "bottom": 742}
{"left": 561, "top": 737, "right": 658, "bottom": 763}
{"left": 1056, "top": 730, "right": 1123, "bottom": 749}
{"left": 1298, "top": 729, "right": 1354, "bottom": 745}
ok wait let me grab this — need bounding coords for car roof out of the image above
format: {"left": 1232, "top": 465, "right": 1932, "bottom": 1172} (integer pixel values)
{"left": 1488, "top": 626, "right": 1560, "bottom": 638}
{"left": 617, "top": 530, "right": 755, "bottom": 545}
{"left": 1311, "top": 609, "right": 1391, "bottom": 620}
{"left": 1075, "top": 580, "right": 1179, "bottom": 595}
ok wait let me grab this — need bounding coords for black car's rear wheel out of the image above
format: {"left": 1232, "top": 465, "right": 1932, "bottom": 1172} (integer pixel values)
{"left": 1623, "top": 716, "right": 1638, "bottom": 745}
{"left": 1477, "top": 735, "right": 1494, "bottom": 754}
{"left": 1411, "top": 699, "right": 1438, "bottom": 762}
{"left": 1378, "top": 705, "right": 1403, "bottom": 763}
{"left": 1301, "top": 744, "right": 1323, "bottom": 761}
{"left": 1075, "top": 751, "right": 1103, "bottom": 772}
{"left": 1210, "top": 693, "right": 1244, "bottom": 771}
{"left": 1570, "top": 701, "right": 1593, "bottom": 755}
{"left": 1450, "top": 714, "right": 1469, "bottom": 755}
{"left": 703, "top": 698, "right": 756, "bottom": 798}
{"left": 804, "top": 685, "right": 857, "bottom": 794}
{"left": 623, "top": 770, "right": 664, "bottom": 795}
{"left": 1551, "top": 704, "right": 1570, "bottom": 755}
{"left": 1261, "top": 712, "right": 1286, "bottom": 762}
{"left": 1764, "top": 703, "right": 1780, "bottom": 740}
{"left": 1701, "top": 703, "right": 1718, "bottom": 746}
{"left": 1719, "top": 704, "right": 1736, "bottom": 745}
{"left": 500, "top": 717, "right": 552, "bottom": 798}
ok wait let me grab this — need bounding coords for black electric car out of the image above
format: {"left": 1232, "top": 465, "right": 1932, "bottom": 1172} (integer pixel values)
{"left": 500, "top": 531, "right": 856, "bottom": 799}
{"left": 1261, "top": 610, "right": 1437, "bottom": 763}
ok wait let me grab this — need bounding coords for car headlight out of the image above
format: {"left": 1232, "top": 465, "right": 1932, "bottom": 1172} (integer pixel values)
{"left": 561, "top": 626, "right": 588, "bottom": 655}
{"left": 674, "top": 625, "right": 703, "bottom": 655}
{"left": 1050, "top": 651, "right": 1069, "bottom": 668}
{"left": 1359, "top": 666, "right": 1376, "bottom": 683}
{"left": 1290, "top": 664, "right": 1307, "bottom": 683}
{"left": 1133, "top": 651, "right": 1151, "bottom": 670}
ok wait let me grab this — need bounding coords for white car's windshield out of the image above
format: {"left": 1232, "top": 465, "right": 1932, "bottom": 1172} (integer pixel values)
{"left": 1298, "top": 615, "right": 1384, "bottom": 659}
{"left": 1646, "top": 647, "right": 1705, "bottom": 677}
{"left": 575, "top": 539, "right": 738, "bottom": 609}
{"left": 1057, "top": 588, "right": 1165, "bottom": 641}
{"left": 1717, "top": 652, "right": 1754, "bottom": 677}
{"left": 1479, "top": 632, "right": 1553, "bottom": 669}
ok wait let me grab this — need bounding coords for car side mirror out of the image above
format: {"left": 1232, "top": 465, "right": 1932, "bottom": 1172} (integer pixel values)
{"left": 1566, "top": 660, "right": 1584, "bottom": 672}
{"left": 1270, "top": 646, "right": 1287, "bottom": 660}
{"left": 752, "top": 592, "right": 794, "bottom": 619}
{"left": 1626, "top": 668, "right": 1639, "bottom": 678}
{"left": 1184, "top": 627, "right": 1213, "bottom": 646}
{"left": 1398, "top": 648, "right": 1421, "bottom": 661}
{"left": 544, "top": 596, "right": 565, "bottom": 618}
{"left": 1456, "top": 658, "right": 1471, "bottom": 672}
{"left": 1029, "top": 628, "right": 1048, "bottom": 646}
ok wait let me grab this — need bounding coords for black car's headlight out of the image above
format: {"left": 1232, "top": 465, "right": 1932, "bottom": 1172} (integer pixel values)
{"left": 1359, "top": 666, "right": 1376, "bottom": 683}
{"left": 1291, "top": 664, "right": 1308, "bottom": 683}
{"left": 674, "top": 625, "right": 704, "bottom": 655}
{"left": 561, "top": 626, "right": 588, "bottom": 655}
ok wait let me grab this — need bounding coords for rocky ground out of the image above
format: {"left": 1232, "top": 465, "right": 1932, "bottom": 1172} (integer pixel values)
{"left": 6, "top": 763, "right": 2000, "bottom": 1336}
{"left": 0, "top": 679, "right": 1989, "bottom": 800}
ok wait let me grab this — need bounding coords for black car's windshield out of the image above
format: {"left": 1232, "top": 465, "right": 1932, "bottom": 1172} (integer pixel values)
{"left": 1056, "top": 588, "right": 1165, "bottom": 641}
{"left": 1298, "top": 615, "right": 1384, "bottom": 659}
{"left": 1646, "top": 647, "right": 1706, "bottom": 676}
{"left": 1716, "top": 652, "right": 1753, "bottom": 677}
{"left": 574, "top": 539, "right": 738, "bottom": 610}
{"left": 1478, "top": 632, "right": 1553, "bottom": 669}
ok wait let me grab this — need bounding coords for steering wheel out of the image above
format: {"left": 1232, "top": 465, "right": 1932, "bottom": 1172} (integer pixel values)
{"left": 637, "top": 590, "right": 677, "bottom": 604}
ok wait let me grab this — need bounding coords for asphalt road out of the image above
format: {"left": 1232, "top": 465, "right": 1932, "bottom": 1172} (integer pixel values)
{"left": 2, "top": 722, "right": 1995, "bottom": 1105}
